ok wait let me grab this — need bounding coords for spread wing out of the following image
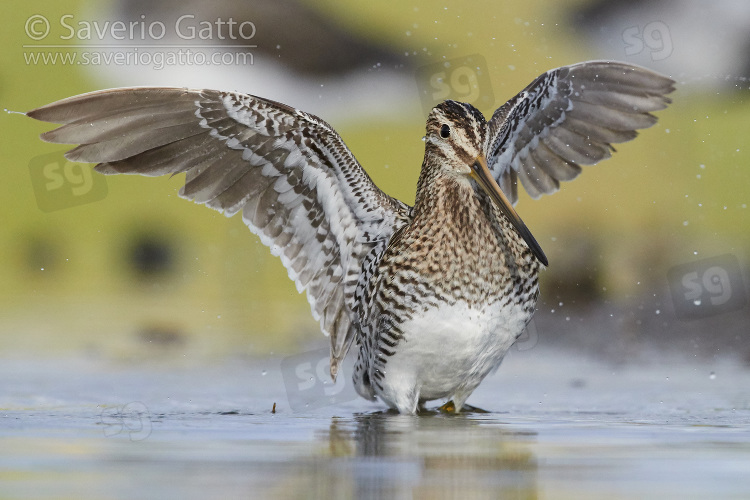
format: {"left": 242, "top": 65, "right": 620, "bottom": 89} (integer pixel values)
{"left": 485, "top": 61, "right": 675, "bottom": 203}
{"left": 28, "top": 88, "right": 410, "bottom": 376}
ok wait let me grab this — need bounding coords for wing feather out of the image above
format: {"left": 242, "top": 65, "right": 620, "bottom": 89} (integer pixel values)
{"left": 485, "top": 61, "right": 674, "bottom": 203}
{"left": 28, "top": 87, "right": 410, "bottom": 375}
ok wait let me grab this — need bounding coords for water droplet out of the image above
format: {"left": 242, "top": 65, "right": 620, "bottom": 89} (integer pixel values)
{"left": 693, "top": 299, "right": 702, "bottom": 306}
{"left": 709, "top": 372, "right": 716, "bottom": 380}
{"left": 261, "top": 370, "right": 267, "bottom": 376}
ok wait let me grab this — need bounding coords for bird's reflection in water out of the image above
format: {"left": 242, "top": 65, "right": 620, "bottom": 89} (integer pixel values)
{"left": 318, "top": 411, "right": 539, "bottom": 499}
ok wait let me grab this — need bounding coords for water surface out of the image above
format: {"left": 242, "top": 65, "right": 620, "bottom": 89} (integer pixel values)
{"left": 2, "top": 349, "right": 749, "bottom": 499}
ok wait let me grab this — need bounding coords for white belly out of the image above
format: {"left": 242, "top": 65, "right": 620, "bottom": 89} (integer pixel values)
{"left": 378, "top": 300, "right": 531, "bottom": 412}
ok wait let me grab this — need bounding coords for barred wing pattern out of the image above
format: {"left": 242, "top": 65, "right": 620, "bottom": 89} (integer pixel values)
{"left": 28, "top": 88, "right": 409, "bottom": 375}
{"left": 485, "top": 61, "right": 675, "bottom": 204}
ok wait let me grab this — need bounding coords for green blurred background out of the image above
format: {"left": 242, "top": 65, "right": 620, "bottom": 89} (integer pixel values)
{"left": 2, "top": 0, "right": 749, "bottom": 361}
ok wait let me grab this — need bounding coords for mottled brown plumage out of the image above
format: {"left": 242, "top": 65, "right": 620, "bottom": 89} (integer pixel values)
{"left": 28, "top": 61, "right": 674, "bottom": 413}
{"left": 353, "top": 101, "right": 542, "bottom": 411}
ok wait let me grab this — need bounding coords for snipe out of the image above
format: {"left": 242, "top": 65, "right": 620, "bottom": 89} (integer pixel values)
{"left": 28, "top": 61, "right": 674, "bottom": 414}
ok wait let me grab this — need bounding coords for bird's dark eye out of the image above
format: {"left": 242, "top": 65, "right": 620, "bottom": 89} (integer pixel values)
{"left": 440, "top": 124, "right": 450, "bottom": 138}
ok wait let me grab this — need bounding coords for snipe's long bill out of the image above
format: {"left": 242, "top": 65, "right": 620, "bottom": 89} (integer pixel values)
{"left": 28, "top": 60, "right": 674, "bottom": 414}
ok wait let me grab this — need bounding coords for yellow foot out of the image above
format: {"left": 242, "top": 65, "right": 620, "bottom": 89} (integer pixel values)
{"left": 437, "top": 401, "right": 489, "bottom": 414}
{"left": 438, "top": 401, "right": 458, "bottom": 413}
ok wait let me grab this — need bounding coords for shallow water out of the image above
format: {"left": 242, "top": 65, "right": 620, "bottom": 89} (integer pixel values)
{"left": 2, "top": 348, "right": 749, "bottom": 499}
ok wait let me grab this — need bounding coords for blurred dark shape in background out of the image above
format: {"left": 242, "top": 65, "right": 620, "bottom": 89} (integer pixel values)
{"left": 117, "top": 0, "right": 410, "bottom": 76}
{"left": 127, "top": 233, "right": 175, "bottom": 279}
{"left": 93, "top": 0, "right": 425, "bottom": 119}
{"left": 540, "top": 235, "right": 602, "bottom": 307}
